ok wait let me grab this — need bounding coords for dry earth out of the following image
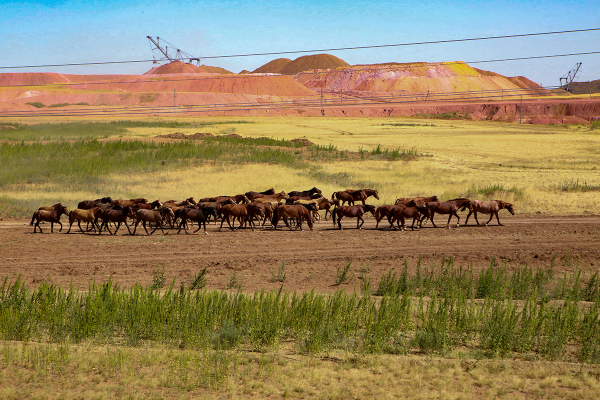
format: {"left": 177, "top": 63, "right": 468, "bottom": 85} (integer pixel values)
{"left": 2, "top": 214, "right": 599, "bottom": 292}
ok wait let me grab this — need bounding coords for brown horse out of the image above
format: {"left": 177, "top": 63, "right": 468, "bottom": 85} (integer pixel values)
{"left": 66, "top": 208, "right": 103, "bottom": 234}
{"left": 390, "top": 205, "right": 423, "bottom": 231}
{"left": 31, "top": 206, "right": 68, "bottom": 233}
{"left": 465, "top": 200, "right": 515, "bottom": 226}
{"left": 293, "top": 197, "right": 332, "bottom": 221}
{"left": 395, "top": 195, "right": 438, "bottom": 205}
{"left": 332, "top": 190, "right": 367, "bottom": 206}
{"left": 272, "top": 204, "right": 314, "bottom": 231}
{"left": 131, "top": 207, "right": 175, "bottom": 235}
{"left": 424, "top": 201, "right": 461, "bottom": 228}
{"left": 332, "top": 204, "right": 376, "bottom": 230}
{"left": 98, "top": 205, "right": 135, "bottom": 235}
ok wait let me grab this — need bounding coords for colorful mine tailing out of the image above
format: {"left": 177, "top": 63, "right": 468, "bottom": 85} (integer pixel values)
{"left": 294, "top": 61, "right": 548, "bottom": 95}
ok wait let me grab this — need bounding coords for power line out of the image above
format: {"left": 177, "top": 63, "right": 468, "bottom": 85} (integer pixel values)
{"left": 0, "top": 28, "right": 599, "bottom": 70}
{"left": 1, "top": 51, "right": 599, "bottom": 90}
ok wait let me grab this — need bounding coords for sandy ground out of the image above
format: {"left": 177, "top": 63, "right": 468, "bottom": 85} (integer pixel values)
{"left": 2, "top": 214, "right": 599, "bottom": 292}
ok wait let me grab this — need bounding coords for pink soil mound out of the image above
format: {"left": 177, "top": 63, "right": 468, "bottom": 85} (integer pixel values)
{"left": 145, "top": 61, "right": 232, "bottom": 75}
{"left": 280, "top": 54, "right": 350, "bottom": 75}
{"left": 252, "top": 58, "right": 293, "bottom": 74}
{"left": 0, "top": 73, "right": 70, "bottom": 86}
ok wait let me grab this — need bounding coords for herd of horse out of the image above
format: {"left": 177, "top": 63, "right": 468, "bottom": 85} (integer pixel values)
{"left": 29, "top": 187, "right": 515, "bottom": 235}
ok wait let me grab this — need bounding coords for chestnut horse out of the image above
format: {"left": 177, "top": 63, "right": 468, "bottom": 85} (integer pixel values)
{"left": 272, "top": 204, "right": 314, "bottom": 231}
{"left": 332, "top": 204, "right": 376, "bottom": 230}
{"left": 66, "top": 208, "right": 103, "bottom": 234}
{"left": 31, "top": 206, "right": 68, "bottom": 233}
{"left": 465, "top": 200, "right": 515, "bottom": 226}
{"left": 424, "top": 201, "right": 461, "bottom": 228}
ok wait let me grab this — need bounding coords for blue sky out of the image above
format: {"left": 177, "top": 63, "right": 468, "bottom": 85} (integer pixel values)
{"left": 1, "top": 0, "right": 598, "bottom": 86}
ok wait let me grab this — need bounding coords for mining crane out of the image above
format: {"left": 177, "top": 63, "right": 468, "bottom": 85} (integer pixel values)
{"left": 560, "top": 62, "right": 582, "bottom": 92}
{"left": 147, "top": 36, "right": 200, "bottom": 65}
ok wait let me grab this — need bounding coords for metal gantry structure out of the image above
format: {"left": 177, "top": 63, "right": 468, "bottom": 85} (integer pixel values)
{"left": 560, "top": 62, "right": 582, "bottom": 92}
{"left": 146, "top": 36, "right": 200, "bottom": 66}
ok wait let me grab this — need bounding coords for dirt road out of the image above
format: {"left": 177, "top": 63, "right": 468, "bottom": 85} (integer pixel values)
{"left": 2, "top": 215, "right": 599, "bottom": 292}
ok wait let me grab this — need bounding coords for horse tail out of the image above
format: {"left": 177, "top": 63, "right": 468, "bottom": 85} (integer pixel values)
{"left": 68, "top": 210, "right": 73, "bottom": 223}
{"left": 331, "top": 192, "right": 337, "bottom": 200}
{"left": 29, "top": 212, "right": 36, "bottom": 226}
{"left": 332, "top": 208, "right": 337, "bottom": 225}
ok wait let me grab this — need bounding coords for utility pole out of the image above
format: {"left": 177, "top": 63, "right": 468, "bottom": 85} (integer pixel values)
{"left": 320, "top": 86, "right": 324, "bottom": 116}
{"left": 519, "top": 95, "right": 522, "bottom": 124}
{"left": 174, "top": 89, "right": 176, "bottom": 116}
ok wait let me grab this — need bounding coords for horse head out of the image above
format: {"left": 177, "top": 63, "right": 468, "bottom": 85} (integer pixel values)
{"left": 498, "top": 201, "right": 515, "bottom": 215}
{"left": 364, "top": 204, "right": 377, "bottom": 216}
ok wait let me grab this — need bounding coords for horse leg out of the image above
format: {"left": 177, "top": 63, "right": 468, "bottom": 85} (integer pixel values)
{"left": 337, "top": 215, "right": 343, "bottom": 230}
{"left": 495, "top": 212, "right": 503, "bottom": 226}
{"left": 430, "top": 212, "right": 437, "bottom": 228}
{"left": 454, "top": 212, "right": 460, "bottom": 227}
{"left": 485, "top": 213, "right": 494, "bottom": 227}
{"left": 446, "top": 213, "right": 453, "bottom": 229}
{"left": 177, "top": 218, "right": 186, "bottom": 234}
{"left": 34, "top": 220, "right": 42, "bottom": 233}
{"left": 465, "top": 210, "right": 473, "bottom": 226}
{"left": 357, "top": 216, "right": 363, "bottom": 229}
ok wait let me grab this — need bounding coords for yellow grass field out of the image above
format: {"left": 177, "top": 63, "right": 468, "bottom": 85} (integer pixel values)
{"left": 2, "top": 116, "right": 598, "bottom": 215}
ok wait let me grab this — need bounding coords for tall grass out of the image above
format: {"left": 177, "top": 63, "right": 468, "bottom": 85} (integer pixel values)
{"left": 1, "top": 255, "right": 599, "bottom": 362}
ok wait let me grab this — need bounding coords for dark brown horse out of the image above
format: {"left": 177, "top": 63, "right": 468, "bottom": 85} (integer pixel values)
{"left": 98, "top": 205, "right": 134, "bottom": 235}
{"left": 250, "top": 191, "right": 289, "bottom": 202}
{"left": 31, "top": 206, "right": 68, "bottom": 233}
{"left": 288, "top": 187, "right": 322, "bottom": 198}
{"left": 332, "top": 190, "right": 367, "bottom": 206}
{"left": 332, "top": 204, "right": 376, "bottom": 230}
{"left": 176, "top": 207, "right": 217, "bottom": 234}
{"left": 30, "top": 203, "right": 63, "bottom": 226}
{"left": 272, "top": 204, "right": 314, "bottom": 231}
{"left": 465, "top": 200, "right": 515, "bottom": 226}
{"left": 424, "top": 201, "right": 461, "bottom": 228}
{"left": 245, "top": 188, "right": 275, "bottom": 201}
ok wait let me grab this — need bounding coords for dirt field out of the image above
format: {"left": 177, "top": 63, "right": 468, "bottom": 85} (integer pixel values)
{"left": 2, "top": 214, "right": 599, "bottom": 292}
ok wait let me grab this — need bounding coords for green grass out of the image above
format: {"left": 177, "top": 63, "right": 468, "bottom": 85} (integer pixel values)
{"left": 1, "top": 256, "right": 599, "bottom": 362}
{"left": 0, "top": 120, "right": 255, "bottom": 141}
